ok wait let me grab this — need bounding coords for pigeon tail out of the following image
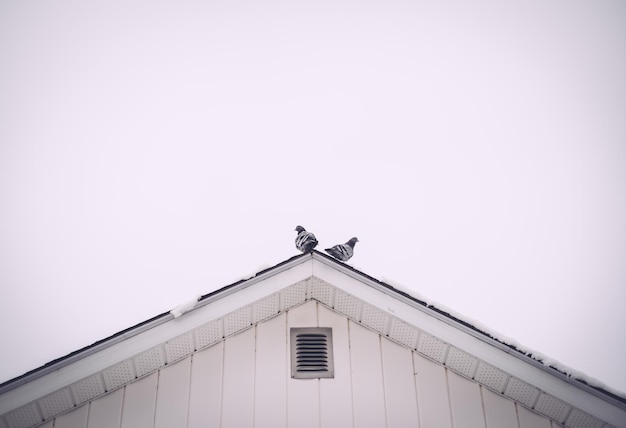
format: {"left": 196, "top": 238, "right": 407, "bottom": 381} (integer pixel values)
{"left": 294, "top": 225, "right": 318, "bottom": 253}
{"left": 324, "top": 237, "right": 358, "bottom": 261}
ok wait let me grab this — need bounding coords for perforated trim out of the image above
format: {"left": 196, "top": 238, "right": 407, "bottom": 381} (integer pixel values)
{"left": 102, "top": 360, "right": 135, "bottom": 391}
{"left": 38, "top": 389, "right": 73, "bottom": 420}
{"left": 334, "top": 289, "right": 362, "bottom": 320}
{"left": 252, "top": 293, "right": 279, "bottom": 323}
{"left": 1, "top": 275, "right": 621, "bottom": 428}
{"left": 535, "top": 393, "right": 571, "bottom": 423}
{"left": 388, "top": 317, "right": 419, "bottom": 349}
{"left": 474, "top": 362, "right": 509, "bottom": 392}
{"left": 566, "top": 408, "right": 604, "bottom": 428}
{"left": 70, "top": 374, "right": 105, "bottom": 404}
{"left": 280, "top": 281, "right": 307, "bottom": 311}
{"left": 134, "top": 346, "right": 165, "bottom": 377}
{"left": 360, "top": 304, "right": 390, "bottom": 334}
{"left": 5, "top": 403, "right": 41, "bottom": 428}
{"left": 446, "top": 346, "right": 478, "bottom": 378}
{"left": 223, "top": 306, "right": 251, "bottom": 337}
{"left": 504, "top": 377, "right": 540, "bottom": 407}
{"left": 309, "top": 277, "right": 334, "bottom": 307}
{"left": 165, "top": 333, "right": 195, "bottom": 363}
{"left": 417, "top": 333, "right": 449, "bottom": 363}
{"left": 194, "top": 320, "right": 222, "bottom": 349}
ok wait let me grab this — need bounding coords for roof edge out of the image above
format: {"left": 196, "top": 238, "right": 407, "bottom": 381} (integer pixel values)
{"left": 0, "top": 251, "right": 312, "bottom": 394}
{"left": 310, "top": 251, "right": 626, "bottom": 408}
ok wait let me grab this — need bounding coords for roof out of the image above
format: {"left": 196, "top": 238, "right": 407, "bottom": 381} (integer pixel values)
{"left": 1, "top": 251, "right": 625, "bottom": 428}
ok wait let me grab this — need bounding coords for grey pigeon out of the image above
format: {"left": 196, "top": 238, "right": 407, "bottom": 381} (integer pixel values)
{"left": 325, "top": 237, "right": 359, "bottom": 261}
{"left": 295, "top": 225, "right": 318, "bottom": 253}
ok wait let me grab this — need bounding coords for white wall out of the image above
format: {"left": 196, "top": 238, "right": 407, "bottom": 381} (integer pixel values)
{"left": 51, "top": 301, "right": 557, "bottom": 428}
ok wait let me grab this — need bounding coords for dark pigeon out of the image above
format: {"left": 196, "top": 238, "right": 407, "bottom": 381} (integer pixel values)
{"left": 325, "top": 237, "right": 359, "bottom": 261}
{"left": 294, "top": 225, "right": 318, "bottom": 253}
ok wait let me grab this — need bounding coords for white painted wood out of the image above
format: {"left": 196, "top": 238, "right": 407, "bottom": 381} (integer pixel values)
{"left": 5, "top": 254, "right": 625, "bottom": 428}
{"left": 517, "top": 405, "right": 552, "bottom": 428}
{"left": 287, "top": 301, "right": 319, "bottom": 428}
{"left": 318, "top": 305, "right": 353, "bottom": 428}
{"left": 120, "top": 372, "right": 158, "bottom": 428}
{"left": 482, "top": 387, "right": 519, "bottom": 428}
{"left": 380, "top": 339, "right": 419, "bottom": 428}
{"left": 154, "top": 357, "right": 191, "bottom": 428}
{"left": 447, "top": 371, "right": 485, "bottom": 428}
{"left": 187, "top": 342, "right": 223, "bottom": 428}
{"left": 311, "top": 257, "right": 626, "bottom": 428}
{"left": 255, "top": 313, "right": 288, "bottom": 428}
{"left": 0, "top": 258, "right": 312, "bottom": 416}
{"left": 349, "top": 321, "right": 387, "bottom": 428}
{"left": 221, "top": 327, "right": 255, "bottom": 428}
{"left": 87, "top": 389, "right": 123, "bottom": 428}
{"left": 413, "top": 353, "right": 453, "bottom": 428}
{"left": 53, "top": 404, "right": 88, "bottom": 428}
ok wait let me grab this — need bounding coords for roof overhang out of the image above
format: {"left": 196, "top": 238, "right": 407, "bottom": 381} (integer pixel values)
{"left": 1, "top": 252, "right": 624, "bottom": 428}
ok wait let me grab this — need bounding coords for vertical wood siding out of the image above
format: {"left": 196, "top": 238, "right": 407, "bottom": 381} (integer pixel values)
{"left": 187, "top": 341, "right": 223, "bottom": 428}
{"left": 448, "top": 371, "right": 485, "bottom": 428}
{"left": 221, "top": 327, "right": 255, "bottom": 427}
{"left": 51, "top": 301, "right": 557, "bottom": 428}
{"left": 350, "top": 321, "right": 387, "bottom": 428}
{"left": 287, "top": 301, "right": 319, "bottom": 428}
{"left": 86, "top": 389, "right": 122, "bottom": 428}
{"left": 318, "top": 306, "right": 353, "bottom": 427}
{"left": 482, "top": 387, "right": 519, "bottom": 427}
{"left": 154, "top": 355, "right": 190, "bottom": 428}
{"left": 255, "top": 313, "right": 288, "bottom": 428}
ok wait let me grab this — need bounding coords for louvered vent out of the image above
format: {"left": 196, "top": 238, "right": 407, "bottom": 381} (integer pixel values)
{"left": 290, "top": 327, "right": 334, "bottom": 379}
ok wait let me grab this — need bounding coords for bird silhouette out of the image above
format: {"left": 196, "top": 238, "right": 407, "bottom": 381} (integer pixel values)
{"left": 325, "top": 237, "right": 358, "bottom": 261}
{"left": 294, "top": 225, "right": 318, "bottom": 253}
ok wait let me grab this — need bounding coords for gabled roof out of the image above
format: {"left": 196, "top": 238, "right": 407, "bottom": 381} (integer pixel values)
{"left": 1, "top": 251, "right": 625, "bottom": 428}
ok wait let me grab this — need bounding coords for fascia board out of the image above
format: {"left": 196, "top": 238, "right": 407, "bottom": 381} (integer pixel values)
{"left": 0, "top": 257, "right": 314, "bottom": 415}
{"left": 311, "top": 256, "right": 626, "bottom": 428}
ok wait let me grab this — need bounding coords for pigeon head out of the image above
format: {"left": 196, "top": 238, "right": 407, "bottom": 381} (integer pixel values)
{"left": 346, "top": 237, "right": 359, "bottom": 247}
{"left": 295, "top": 225, "right": 306, "bottom": 233}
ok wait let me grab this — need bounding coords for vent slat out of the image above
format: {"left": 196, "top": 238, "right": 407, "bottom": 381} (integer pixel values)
{"left": 291, "top": 327, "right": 334, "bottom": 379}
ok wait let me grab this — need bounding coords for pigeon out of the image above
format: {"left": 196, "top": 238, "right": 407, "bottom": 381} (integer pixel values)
{"left": 325, "top": 237, "right": 359, "bottom": 261}
{"left": 294, "top": 225, "right": 318, "bottom": 253}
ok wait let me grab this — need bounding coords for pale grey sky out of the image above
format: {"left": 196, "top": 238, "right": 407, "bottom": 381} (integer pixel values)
{"left": 1, "top": 0, "right": 625, "bottom": 393}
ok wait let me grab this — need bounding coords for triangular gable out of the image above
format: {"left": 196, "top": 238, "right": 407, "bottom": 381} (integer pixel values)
{"left": 1, "top": 251, "right": 624, "bottom": 428}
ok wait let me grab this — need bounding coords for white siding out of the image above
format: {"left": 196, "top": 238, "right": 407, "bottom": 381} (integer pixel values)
{"left": 380, "top": 337, "right": 420, "bottom": 428}
{"left": 188, "top": 341, "right": 223, "bottom": 428}
{"left": 350, "top": 320, "right": 387, "bottom": 428}
{"left": 482, "top": 387, "right": 519, "bottom": 428}
{"left": 414, "top": 353, "right": 453, "bottom": 428}
{"left": 287, "top": 301, "right": 319, "bottom": 428}
{"left": 120, "top": 372, "right": 157, "bottom": 428}
{"left": 448, "top": 371, "right": 486, "bottom": 428}
{"left": 154, "top": 357, "right": 191, "bottom": 428}
{"left": 318, "top": 305, "right": 353, "bottom": 428}
{"left": 518, "top": 405, "right": 553, "bottom": 428}
{"left": 87, "top": 388, "right": 123, "bottom": 428}
{"left": 221, "top": 327, "right": 255, "bottom": 428}
{"left": 255, "top": 313, "right": 287, "bottom": 428}
{"left": 53, "top": 405, "right": 87, "bottom": 428}
{"left": 50, "top": 302, "right": 559, "bottom": 428}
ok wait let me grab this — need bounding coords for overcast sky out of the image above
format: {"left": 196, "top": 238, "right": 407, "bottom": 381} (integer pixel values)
{"left": 1, "top": 0, "right": 625, "bottom": 394}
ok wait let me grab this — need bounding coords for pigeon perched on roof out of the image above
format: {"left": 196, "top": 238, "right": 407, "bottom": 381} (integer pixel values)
{"left": 325, "top": 237, "right": 359, "bottom": 261}
{"left": 294, "top": 225, "right": 318, "bottom": 253}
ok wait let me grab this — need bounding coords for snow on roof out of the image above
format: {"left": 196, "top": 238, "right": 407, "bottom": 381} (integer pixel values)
{"left": 378, "top": 274, "right": 626, "bottom": 402}
{"left": 1, "top": 250, "right": 624, "bottom": 406}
